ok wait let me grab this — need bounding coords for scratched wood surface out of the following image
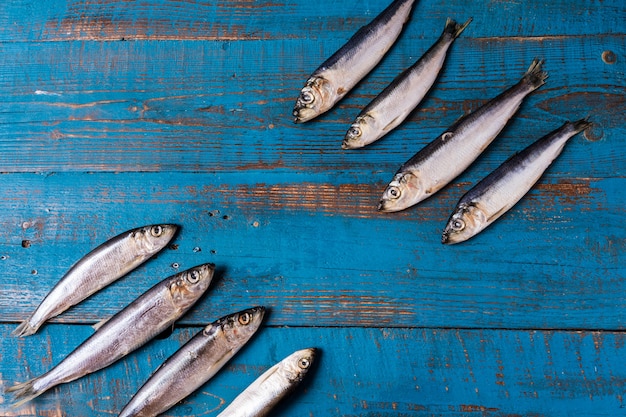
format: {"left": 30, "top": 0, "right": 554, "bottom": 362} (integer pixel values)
{"left": 0, "top": 0, "right": 624, "bottom": 416}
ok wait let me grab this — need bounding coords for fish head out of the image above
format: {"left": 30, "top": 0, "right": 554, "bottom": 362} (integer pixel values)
{"left": 282, "top": 347, "right": 317, "bottom": 383}
{"left": 168, "top": 263, "right": 215, "bottom": 310}
{"left": 132, "top": 224, "right": 179, "bottom": 255}
{"left": 342, "top": 115, "right": 376, "bottom": 149}
{"left": 293, "top": 76, "right": 333, "bottom": 123}
{"left": 218, "top": 306, "right": 265, "bottom": 345}
{"left": 441, "top": 203, "right": 487, "bottom": 244}
{"left": 378, "top": 172, "right": 424, "bottom": 212}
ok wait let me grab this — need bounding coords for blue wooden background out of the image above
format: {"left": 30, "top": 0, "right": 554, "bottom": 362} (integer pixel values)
{"left": 0, "top": 0, "right": 624, "bottom": 416}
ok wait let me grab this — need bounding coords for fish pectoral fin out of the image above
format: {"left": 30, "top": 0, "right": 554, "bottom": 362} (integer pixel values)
{"left": 257, "top": 366, "right": 280, "bottom": 385}
{"left": 382, "top": 116, "right": 402, "bottom": 132}
{"left": 92, "top": 316, "right": 111, "bottom": 331}
{"left": 486, "top": 206, "right": 508, "bottom": 223}
{"left": 210, "top": 349, "right": 236, "bottom": 370}
{"left": 155, "top": 323, "right": 176, "bottom": 340}
{"left": 198, "top": 349, "right": 237, "bottom": 376}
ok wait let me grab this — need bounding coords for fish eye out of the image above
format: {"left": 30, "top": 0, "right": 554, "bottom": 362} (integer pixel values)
{"left": 298, "top": 357, "right": 311, "bottom": 369}
{"left": 347, "top": 126, "right": 361, "bottom": 139}
{"left": 238, "top": 312, "right": 251, "bottom": 325}
{"left": 300, "top": 90, "right": 314, "bottom": 104}
{"left": 187, "top": 269, "right": 201, "bottom": 283}
{"left": 451, "top": 219, "right": 465, "bottom": 231}
{"left": 387, "top": 186, "right": 400, "bottom": 199}
{"left": 150, "top": 225, "right": 163, "bottom": 237}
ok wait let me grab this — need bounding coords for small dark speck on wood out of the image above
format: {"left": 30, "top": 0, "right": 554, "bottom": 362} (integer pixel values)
{"left": 584, "top": 125, "right": 604, "bottom": 142}
{"left": 602, "top": 50, "right": 616, "bottom": 64}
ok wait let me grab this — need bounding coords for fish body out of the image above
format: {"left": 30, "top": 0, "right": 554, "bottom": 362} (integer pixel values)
{"left": 13, "top": 224, "right": 178, "bottom": 337}
{"left": 442, "top": 119, "right": 591, "bottom": 244}
{"left": 343, "top": 17, "right": 471, "bottom": 149}
{"left": 117, "top": 307, "right": 265, "bottom": 417}
{"left": 216, "top": 348, "right": 317, "bottom": 417}
{"left": 7, "top": 263, "right": 214, "bottom": 408}
{"left": 293, "top": 0, "right": 416, "bottom": 123}
{"left": 378, "top": 59, "right": 548, "bottom": 212}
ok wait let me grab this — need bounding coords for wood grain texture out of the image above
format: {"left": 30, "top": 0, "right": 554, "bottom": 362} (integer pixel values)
{"left": 0, "top": 37, "right": 622, "bottom": 173}
{"left": 0, "top": 0, "right": 624, "bottom": 415}
{"left": 1, "top": 325, "right": 626, "bottom": 416}
{"left": 0, "top": 172, "right": 623, "bottom": 330}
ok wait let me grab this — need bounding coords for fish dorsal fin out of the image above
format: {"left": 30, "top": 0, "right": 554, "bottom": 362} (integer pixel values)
{"left": 92, "top": 316, "right": 111, "bottom": 331}
{"left": 441, "top": 131, "right": 454, "bottom": 141}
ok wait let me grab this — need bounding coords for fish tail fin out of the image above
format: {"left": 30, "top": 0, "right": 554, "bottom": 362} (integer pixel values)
{"left": 11, "top": 319, "right": 38, "bottom": 337}
{"left": 571, "top": 118, "right": 592, "bottom": 133}
{"left": 523, "top": 58, "right": 548, "bottom": 90}
{"left": 5, "top": 378, "right": 43, "bottom": 408}
{"left": 444, "top": 17, "right": 473, "bottom": 39}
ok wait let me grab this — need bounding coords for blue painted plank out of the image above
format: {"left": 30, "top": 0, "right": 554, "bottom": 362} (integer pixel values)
{"left": 0, "top": 172, "right": 622, "bottom": 330}
{"left": 0, "top": 36, "right": 622, "bottom": 173}
{"left": 0, "top": 0, "right": 623, "bottom": 42}
{"left": 0, "top": 0, "right": 622, "bottom": 174}
{"left": 1, "top": 325, "right": 625, "bottom": 416}
{"left": 0, "top": 0, "right": 624, "bottom": 416}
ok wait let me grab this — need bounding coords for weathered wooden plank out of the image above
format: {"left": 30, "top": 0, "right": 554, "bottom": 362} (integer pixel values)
{"left": 0, "top": 172, "right": 622, "bottom": 330}
{"left": 0, "top": 34, "right": 622, "bottom": 173}
{"left": 1, "top": 325, "right": 624, "bottom": 416}
{"left": 0, "top": 0, "right": 622, "bottom": 42}
{"left": 0, "top": 1, "right": 623, "bottom": 416}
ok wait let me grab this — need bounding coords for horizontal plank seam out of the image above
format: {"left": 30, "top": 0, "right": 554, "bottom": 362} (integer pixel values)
{"left": 0, "top": 33, "right": 624, "bottom": 43}
{"left": 2, "top": 321, "right": 624, "bottom": 333}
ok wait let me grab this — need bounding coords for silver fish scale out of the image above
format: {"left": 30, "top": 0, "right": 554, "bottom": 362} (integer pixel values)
{"left": 293, "top": 0, "right": 416, "bottom": 123}
{"left": 343, "top": 18, "right": 472, "bottom": 149}
{"left": 216, "top": 348, "right": 317, "bottom": 417}
{"left": 442, "top": 120, "right": 590, "bottom": 244}
{"left": 379, "top": 59, "right": 548, "bottom": 213}
{"left": 7, "top": 263, "right": 214, "bottom": 408}
{"left": 117, "top": 306, "right": 265, "bottom": 417}
{"left": 13, "top": 224, "right": 178, "bottom": 337}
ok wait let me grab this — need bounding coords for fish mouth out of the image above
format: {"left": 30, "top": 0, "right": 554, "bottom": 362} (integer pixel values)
{"left": 253, "top": 305, "right": 266, "bottom": 318}
{"left": 341, "top": 137, "right": 363, "bottom": 150}
{"left": 292, "top": 108, "right": 304, "bottom": 123}
{"left": 441, "top": 230, "right": 461, "bottom": 245}
{"left": 377, "top": 199, "right": 403, "bottom": 213}
{"left": 293, "top": 107, "right": 314, "bottom": 124}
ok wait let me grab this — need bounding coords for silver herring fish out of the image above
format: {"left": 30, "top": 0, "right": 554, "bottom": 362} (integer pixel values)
{"left": 7, "top": 263, "right": 214, "bottom": 408}
{"left": 379, "top": 59, "right": 548, "bottom": 212}
{"left": 216, "top": 348, "right": 317, "bottom": 417}
{"left": 117, "top": 307, "right": 266, "bottom": 417}
{"left": 13, "top": 224, "right": 178, "bottom": 337}
{"left": 343, "top": 17, "right": 471, "bottom": 149}
{"left": 293, "top": 0, "right": 416, "bottom": 123}
{"left": 442, "top": 119, "right": 591, "bottom": 244}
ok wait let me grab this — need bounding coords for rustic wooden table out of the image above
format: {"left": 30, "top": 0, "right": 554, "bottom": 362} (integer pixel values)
{"left": 1, "top": 0, "right": 624, "bottom": 416}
